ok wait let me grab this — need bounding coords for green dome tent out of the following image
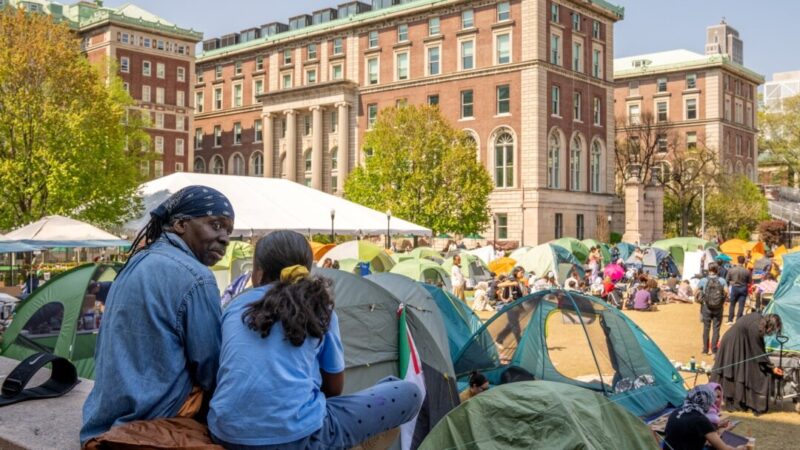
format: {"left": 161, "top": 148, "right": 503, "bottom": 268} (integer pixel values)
{"left": 405, "top": 247, "right": 444, "bottom": 264}
{"left": 582, "top": 239, "right": 612, "bottom": 264}
{"left": 652, "top": 237, "right": 715, "bottom": 252}
{"left": 320, "top": 240, "right": 395, "bottom": 273}
{"left": 508, "top": 246, "right": 532, "bottom": 260}
{"left": 210, "top": 240, "right": 253, "bottom": 294}
{"left": 515, "top": 244, "right": 584, "bottom": 285}
{"left": 389, "top": 258, "right": 451, "bottom": 291}
{"left": 550, "top": 237, "right": 590, "bottom": 263}
{"left": 441, "top": 253, "right": 492, "bottom": 289}
{"left": 0, "top": 264, "right": 120, "bottom": 379}
{"left": 452, "top": 289, "right": 686, "bottom": 418}
{"left": 765, "top": 252, "right": 800, "bottom": 353}
{"left": 419, "top": 381, "right": 658, "bottom": 450}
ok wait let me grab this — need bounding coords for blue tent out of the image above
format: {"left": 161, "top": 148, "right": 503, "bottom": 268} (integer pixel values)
{"left": 453, "top": 289, "right": 686, "bottom": 418}
{"left": 626, "top": 247, "right": 680, "bottom": 278}
{"left": 614, "top": 242, "right": 636, "bottom": 262}
{"left": 765, "top": 253, "right": 800, "bottom": 353}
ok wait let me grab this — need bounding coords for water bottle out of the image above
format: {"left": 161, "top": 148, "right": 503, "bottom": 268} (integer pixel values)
{"left": 689, "top": 356, "right": 696, "bottom": 372}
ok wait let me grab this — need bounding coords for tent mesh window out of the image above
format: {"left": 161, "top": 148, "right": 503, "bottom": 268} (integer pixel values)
{"left": 14, "top": 302, "right": 65, "bottom": 353}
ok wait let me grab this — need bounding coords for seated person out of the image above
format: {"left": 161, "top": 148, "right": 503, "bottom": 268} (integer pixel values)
{"left": 632, "top": 285, "right": 658, "bottom": 311}
{"left": 704, "top": 382, "right": 731, "bottom": 430}
{"left": 460, "top": 371, "right": 489, "bottom": 403}
{"left": 471, "top": 282, "right": 492, "bottom": 311}
{"left": 664, "top": 386, "right": 745, "bottom": 450}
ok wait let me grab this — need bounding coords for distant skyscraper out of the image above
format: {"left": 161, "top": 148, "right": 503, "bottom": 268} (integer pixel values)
{"left": 705, "top": 20, "right": 744, "bottom": 65}
{"left": 764, "top": 71, "right": 800, "bottom": 112}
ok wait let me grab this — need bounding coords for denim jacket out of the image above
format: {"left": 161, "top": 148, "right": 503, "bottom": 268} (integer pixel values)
{"left": 81, "top": 233, "right": 222, "bottom": 442}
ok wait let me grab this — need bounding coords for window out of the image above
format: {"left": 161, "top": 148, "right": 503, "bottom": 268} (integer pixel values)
{"left": 232, "top": 154, "right": 245, "bottom": 176}
{"left": 177, "top": 67, "right": 185, "bottom": 82}
{"left": 233, "top": 84, "right": 242, "bottom": 108}
{"left": 461, "top": 40, "right": 475, "bottom": 70}
{"left": 156, "top": 87, "right": 165, "bottom": 104}
{"left": 494, "top": 132, "right": 514, "bottom": 188}
{"left": 156, "top": 40, "right": 164, "bottom": 51}
{"left": 177, "top": 91, "right": 185, "bottom": 107}
{"left": 142, "top": 60, "right": 151, "bottom": 76}
{"left": 215, "top": 64, "right": 222, "bottom": 79}
{"left": 496, "top": 33, "right": 511, "bottom": 64}
{"left": 551, "top": 85, "right": 560, "bottom": 116}
{"left": 725, "top": 97, "right": 732, "bottom": 121}
{"left": 176, "top": 138, "right": 185, "bottom": 156}
{"left": 655, "top": 77, "right": 668, "bottom": 93}
{"left": 154, "top": 135, "right": 164, "bottom": 153}
{"left": 592, "top": 21, "right": 601, "bottom": 39}
{"left": 367, "top": 57, "right": 379, "bottom": 85}
{"left": 396, "top": 52, "right": 409, "bottom": 80}
{"left": 657, "top": 101, "right": 668, "bottom": 122}
{"left": 176, "top": 162, "right": 184, "bottom": 172}
{"left": 283, "top": 49, "right": 293, "bottom": 65}
{"left": 628, "top": 103, "right": 640, "bottom": 125}
{"left": 304, "top": 149, "right": 312, "bottom": 172}
{"left": 120, "top": 56, "right": 129, "bottom": 73}
{"left": 195, "top": 92, "right": 204, "bottom": 113}
{"left": 628, "top": 80, "right": 639, "bottom": 95}
{"left": 254, "top": 119, "right": 263, "bottom": 142}
{"left": 142, "top": 85, "right": 151, "bottom": 102}
{"left": 427, "top": 46, "right": 440, "bottom": 76}
{"left": 367, "top": 104, "right": 378, "bottom": 128}
{"left": 548, "top": 132, "right": 561, "bottom": 188}
{"left": 251, "top": 152, "right": 263, "bottom": 176}
{"left": 687, "top": 132, "right": 697, "bottom": 149}
{"left": 397, "top": 24, "right": 408, "bottom": 42}
{"left": 333, "top": 38, "right": 343, "bottom": 55}
{"left": 332, "top": 64, "right": 343, "bottom": 80}
{"left": 395, "top": 98, "right": 407, "bottom": 109}
{"left": 282, "top": 73, "right": 292, "bottom": 89}
{"left": 461, "top": 90, "right": 474, "bottom": 118}
{"left": 140, "top": 161, "right": 149, "bottom": 176}
{"left": 497, "top": 1, "right": 510, "bottom": 21}
{"left": 572, "top": 42, "right": 582, "bottom": 72}
{"left": 555, "top": 213, "right": 563, "bottom": 239}
{"left": 657, "top": 134, "right": 668, "bottom": 152}
{"left": 429, "top": 17, "right": 440, "bottom": 36}
{"left": 570, "top": 135, "right": 582, "bottom": 191}
{"left": 154, "top": 161, "right": 163, "bottom": 178}
{"left": 551, "top": 3, "right": 559, "bottom": 22}
{"left": 572, "top": 12, "right": 581, "bottom": 31}
{"left": 157, "top": 63, "right": 165, "bottom": 79}
{"left": 306, "top": 69, "right": 317, "bottom": 84}
{"left": 497, "top": 214, "right": 508, "bottom": 239}
{"left": 331, "top": 110, "right": 338, "bottom": 132}
{"left": 195, "top": 67, "right": 203, "bottom": 83}
{"left": 736, "top": 135, "right": 742, "bottom": 156}
{"left": 143, "top": 37, "right": 151, "bottom": 48}
{"left": 550, "top": 34, "right": 560, "bottom": 65}
{"left": 254, "top": 79, "right": 264, "bottom": 101}
{"left": 195, "top": 128, "right": 203, "bottom": 148}
{"left": 573, "top": 92, "right": 582, "bottom": 121}
{"left": 256, "top": 56, "right": 264, "bottom": 71}
{"left": 211, "top": 156, "right": 224, "bottom": 174}
{"left": 214, "top": 87, "right": 222, "bottom": 110}
{"left": 686, "top": 73, "right": 697, "bottom": 89}
{"left": 308, "top": 43, "right": 317, "bottom": 60}
{"left": 462, "top": 9, "right": 474, "bottom": 29}
{"left": 120, "top": 32, "right": 129, "bottom": 44}
{"left": 368, "top": 31, "right": 379, "bottom": 48}
{"left": 576, "top": 214, "right": 585, "bottom": 240}
{"left": 428, "top": 94, "right": 439, "bottom": 105}
{"left": 593, "top": 97, "right": 601, "bottom": 125}
{"left": 497, "top": 85, "right": 510, "bottom": 115}
{"left": 304, "top": 115, "right": 312, "bottom": 136}
{"left": 234, "top": 122, "right": 242, "bottom": 145}
{"left": 123, "top": 82, "right": 129, "bottom": 93}
{"left": 214, "top": 125, "right": 222, "bottom": 147}
{"left": 592, "top": 49, "right": 602, "bottom": 78}
{"left": 590, "top": 140, "right": 602, "bottom": 193}
{"left": 686, "top": 98, "right": 697, "bottom": 120}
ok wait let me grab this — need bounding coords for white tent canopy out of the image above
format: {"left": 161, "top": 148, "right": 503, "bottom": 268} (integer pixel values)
{"left": 125, "top": 173, "right": 431, "bottom": 237}
{"left": 2, "top": 215, "right": 129, "bottom": 248}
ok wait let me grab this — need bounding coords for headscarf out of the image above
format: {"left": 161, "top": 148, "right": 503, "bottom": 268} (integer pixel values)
{"left": 704, "top": 382, "right": 723, "bottom": 425}
{"left": 150, "top": 185, "right": 234, "bottom": 222}
{"left": 676, "top": 385, "right": 716, "bottom": 418}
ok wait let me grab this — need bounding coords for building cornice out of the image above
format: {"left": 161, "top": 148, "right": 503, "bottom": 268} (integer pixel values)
{"left": 614, "top": 55, "right": 765, "bottom": 85}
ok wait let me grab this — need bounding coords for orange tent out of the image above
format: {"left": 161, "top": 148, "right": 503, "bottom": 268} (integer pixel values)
{"left": 309, "top": 242, "right": 335, "bottom": 262}
{"left": 488, "top": 257, "right": 516, "bottom": 275}
{"left": 720, "top": 239, "right": 748, "bottom": 258}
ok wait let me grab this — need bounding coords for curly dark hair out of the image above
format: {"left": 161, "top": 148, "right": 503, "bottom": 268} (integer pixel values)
{"left": 242, "top": 230, "right": 334, "bottom": 346}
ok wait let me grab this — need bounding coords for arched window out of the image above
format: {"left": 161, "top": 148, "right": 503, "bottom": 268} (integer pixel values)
{"left": 211, "top": 155, "right": 224, "bottom": 174}
{"left": 230, "top": 154, "right": 245, "bottom": 175}
{"left": 746, "top": 163, "right": 754, "bottom": 180}
{"left": 725, "top": 160, "right": 733, "bottom": 174}
{"left": 590, "top": 140, "right": 602, "bottom": 193}
{"left": 735, "top": 160, "right": 744, "bottom": 175}
{"left": 194, "top": 157, "right": 206, "bottom": 173}
{"left": 570, "top": 134, "right": 583, "bottom": 191}
{"left": 548, "top": 131, "right": 561, "bottom": 189}
{"left": 330, "top": 146, "right": 338, "bottom": 171}
{"left": 463, "top": 130, "right": 479, "bottom": 161}
{"left": 655, "top": 160, "right": 672, "bottom": 184}
{"left": 494, "top": 131, "right": 514, "bottom": 188}
{"left": 250, "top": 152, "right": 263, "bottom": 176}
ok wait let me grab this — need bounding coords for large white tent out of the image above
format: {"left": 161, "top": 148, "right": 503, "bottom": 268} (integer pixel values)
{"left": 125, "top": 173, "right": 431, "bottom": 237}
{"left": 2, "top": 215, "right": 129, "bottom": 248}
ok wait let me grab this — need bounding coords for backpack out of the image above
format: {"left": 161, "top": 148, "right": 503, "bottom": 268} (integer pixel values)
{"left": 703, "top": 277, "right": 726, "bottom": 310}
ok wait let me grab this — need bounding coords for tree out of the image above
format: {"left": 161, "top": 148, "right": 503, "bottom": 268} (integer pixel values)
{"left": 615, "top": 112, "right": 674, "bottom": 190}
{"left": 759, "top": 95, "right": 800, "bottom": 187}
{"left": 706, "top": 176, "right": 769, "bottom": 239}
{"left": 344, "top": 105, "right": 493, "bottom": 235}
{"left": 662, "top": 141, "right": 719, "bottom": 236}
{"left": 758, "top": 220, "right": 788, "bottom": 247}
{"left": 0, "top": 8, "right": 149, "bottom": 231}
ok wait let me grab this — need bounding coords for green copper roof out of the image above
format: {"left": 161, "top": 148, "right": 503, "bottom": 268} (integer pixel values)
{"left": 614, "top": 53, "right": 764, "bottom": 84}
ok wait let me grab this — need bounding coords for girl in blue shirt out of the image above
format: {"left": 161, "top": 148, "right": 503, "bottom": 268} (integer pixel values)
{"left": 208, "top": 230, "right": 422, "bottom": 449}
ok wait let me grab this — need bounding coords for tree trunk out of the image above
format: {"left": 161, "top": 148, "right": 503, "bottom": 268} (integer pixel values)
{"left": 680, "top": 208, "right": 690, "bottom": 236}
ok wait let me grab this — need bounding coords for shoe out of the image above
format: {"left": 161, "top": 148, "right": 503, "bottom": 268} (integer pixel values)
{"left": 701, "top": 349, "right": 710, "bottom": 355}
{"left": 725, "top": 321, "right": 734, "bottom": 325}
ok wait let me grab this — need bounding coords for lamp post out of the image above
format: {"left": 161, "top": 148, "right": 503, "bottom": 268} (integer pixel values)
{"left": 700, "top": 184, "right": 706, "bottom": 239}
{"left": 492, "top": 213, "right": 498, "bottom": 251}
{"left": 386, "top": 210, "right": 392, "bottom": 249}
{"left": 607, "top": 215, "right": 613, "bottom": 242}
{"left": 330, "top": 209, "right": 336, "bottom": 243}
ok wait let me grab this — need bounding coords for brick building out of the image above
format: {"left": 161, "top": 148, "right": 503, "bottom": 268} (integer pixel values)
{"left": 613, "top": 21, "right": 764, "bottom": 181}
{"left": 194, "top": 0, "right": 624, "bottom": 246}
{"left": 3, "top": 0, "right": 202, "bottom": 178}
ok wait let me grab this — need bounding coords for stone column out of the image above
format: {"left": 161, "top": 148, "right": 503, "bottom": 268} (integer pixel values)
{"left": 622, "top": 177, "right": 643, "bottom": 245}
{"left": 311, "top": 105, "right": 323, "bottom": 190}
{"left": 262, "top": 112, "right": 273, "bottom": 178}
{"left": 336, "top": 102, "right": 349, "bottom": 194}
{"left": 284, "top": 110, "right": 297, "bottom": 182}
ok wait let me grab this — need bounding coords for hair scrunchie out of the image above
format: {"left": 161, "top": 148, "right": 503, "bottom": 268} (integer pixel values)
{"left": 280, "top": 265, "right": 309, "bottom": 285}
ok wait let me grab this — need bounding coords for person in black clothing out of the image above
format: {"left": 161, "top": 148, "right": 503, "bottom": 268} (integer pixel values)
{"left": 725, "top": 256, "right": 752, "bottom": 324}
{"left": 664, "top": 386, "right": 745, "bottom": 450}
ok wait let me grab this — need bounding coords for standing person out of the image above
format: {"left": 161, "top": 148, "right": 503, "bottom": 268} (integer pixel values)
{"left": 321, "top": 258, "right": 333, "bottom": 269}
{"left": 725, "top": 256, "right": 752, "bottom": 325}
{"left": 697, "top": 263, "right": 728, "bottom": 355}
{"left": 208, "top": 230, "right": 422, "bottom": 449}
{"left": 451, "top": 255, "right": 466, "bottom": 301}
{"left": 81, "top": 186, "right": 234, "bottom": 444}
{"left": 711, "top": 313, "right": 784, "bottom": 414}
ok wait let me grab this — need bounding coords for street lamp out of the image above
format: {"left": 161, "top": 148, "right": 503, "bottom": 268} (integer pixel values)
{"left": 492, "top": 213, "right": 498, "bottom": 251}
{"left": 330, "top": 209, "right": 336, "bottom": 243}
{"left": 700, "top": 184, "right": 706, "bottom": 239}
{"left": 386, "top": 210, "right": 392, "bottom": 249}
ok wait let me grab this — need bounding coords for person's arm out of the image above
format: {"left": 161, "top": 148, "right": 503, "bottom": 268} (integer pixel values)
{"left": 318, "top": 312, "right": 345, "bottom": 397}
{"left": 321, "top": 370, "right": 344, "bottom": 397}
{"left": 180, "top": 280, "right": 223, "bottom": 392}
{"left": 705, "top": 431, "right": 745, "bottom": 450}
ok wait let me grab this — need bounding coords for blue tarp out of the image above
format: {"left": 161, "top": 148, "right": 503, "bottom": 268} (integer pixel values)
{"left": 0, "top": 241, "right": 42, "bottom": 253}
{"left": 3, "top": 239, "right": 130, "bottom": 249}
{"left": 765, "top": 253, "right": 800, "bottom": 353}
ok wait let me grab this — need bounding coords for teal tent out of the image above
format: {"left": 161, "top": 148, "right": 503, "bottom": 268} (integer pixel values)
{"left": 453, "top": 289, "right": 686, "bottom": 418}
{"left": 0, "top": 264, "right": 120, "bottom": 379}
{"left": 550, "top": 237, "right": 590, "bottom": 263}
{"left": 614, "top": 242, "right": 637, "bottom": 261}
{"left": 765, "top": 252, "right": 800, "bottom": 353}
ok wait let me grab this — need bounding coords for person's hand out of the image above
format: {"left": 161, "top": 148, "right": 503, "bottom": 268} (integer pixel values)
{"left": 773, "top": 367, "right": 784, "bottom": 377}
{"left": 718, "top": 418, "right": 731, "bottom": 429}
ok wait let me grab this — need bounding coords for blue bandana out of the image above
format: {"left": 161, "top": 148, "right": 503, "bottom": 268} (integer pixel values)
{"left": 150, "top": 185, "right": 234, "bottom": 223}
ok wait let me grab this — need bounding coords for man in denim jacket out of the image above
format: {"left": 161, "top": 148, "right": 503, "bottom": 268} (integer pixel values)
{"left": 81, "top": 186, "right": 234, "bottom": 443}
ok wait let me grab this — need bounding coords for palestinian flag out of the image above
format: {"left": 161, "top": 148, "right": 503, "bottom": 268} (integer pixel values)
{"left": 398, "top": 304, "right": 425, "bottom": 450}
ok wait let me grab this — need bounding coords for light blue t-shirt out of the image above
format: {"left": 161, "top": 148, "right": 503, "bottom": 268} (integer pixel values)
{"left": 207, "top": 286, "right": 345, "bottom": 446}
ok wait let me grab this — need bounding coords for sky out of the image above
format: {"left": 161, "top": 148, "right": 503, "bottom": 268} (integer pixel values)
{"left": 103, "top": 0, "right": 800, "bottom": 81}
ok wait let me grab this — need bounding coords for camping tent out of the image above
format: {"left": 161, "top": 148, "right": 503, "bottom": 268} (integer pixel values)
{"left": 320, "top": 240, "right": 395, "bottom": 273}
{"left": 765, "top": 252, "right": 800, "bottom": 353}
{"left": 419, "top": 381, "right": 659, "bottom": 450}
{"left": 581, "top": 239, "right": 612, "bottom": 264}
{"left": 309, "top": 242, "right": 335, "bottom": 262}
{"left": 126, "top": 173, "right": 431, "bottom": 237}
{"left": 508, "top": 246, "right": 532, "bottom": 260}
{"left": 720, "top": 239, "right": 765, "bottom": 260}
{"left": 652, "top": 237, "right": 714, "bottom": 252}
{"left": 405, "top": 247, "right": 444, "bottom": 264}
{"left": 0, "top": 264, "right": 120, "bottom": 379}
{"left": 627, "top": 247, "right": 680, "bottom": 278}
{"left": 488, "top": 257, "right": 516, "bottom": 275}
{"left": 210, "top": 241, "right": 253, "bottom": 293}
{"left": 465, "top": 245, "right": 497, "bottom": 265}
{"left": 614, "top": 242, "right": 636, "bottom": 262}
{"left": 453, "top": 290, "right": 686, "bottom": 418}
{"left": 550, "top": 237, "right": 590, "bottom": 263}
{"left": 441, "top": 253, "right": 492, "bottom": 289}
{"left": 315, "top": 269, "right": 458, "bottom": 447}
{"left": 515, "top": 244, "right": 584, "bottom": 285}
{"left": 389, "top": 258, "right": 452, "bottom": 291}
{"left": 2, "top": 215, "right": 129, "bottom": 248}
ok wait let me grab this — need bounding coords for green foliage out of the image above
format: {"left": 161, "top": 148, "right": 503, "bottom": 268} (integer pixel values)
{"left": 609, "top": 232, "right": 622, "bottom": 244}
{"left": 759, "top": 96, "right": 800, "bottom": 186}
{"left": 706, "top": 176, "right": 769, "bottom": 239}
{"left": 0, "top": 8, "right": 150, "bottom": 231}
{"left": 344, "top": 105, "right": 493, "bottom": 235}
{"left": 758, "top": 220, "right": 787, "bottom": 247}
